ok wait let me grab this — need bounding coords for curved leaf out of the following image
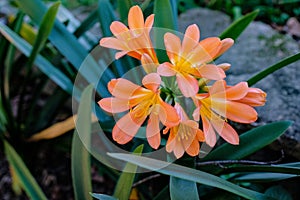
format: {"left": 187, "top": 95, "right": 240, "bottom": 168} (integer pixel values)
{"left": 203, "top": 121, "right": 292, "bottom": 161}
{"left": 71, "top": 85, "right": 94, "bottom": 200}
{"left": 91, "top": 193, "right": 118, "bottom": 200}
{"left": 4, "top": 140, "right": 47, "bottom": 200}
{"left": 247, "top": 52, "right": 300, "bottom": 86}
{"left": 170, "top": 177, "right": 199, "bottom": 200}
{"left": 0, "top": 23, "right": 73, "bottom": 94}
{"left": 26, "top": 2, "right": 60, "bottom": 70}
{"left": 219, "top": 10, "right": 259, "bottom": 40}
{"left": 153, "top": 0, "right": 176, "bottom": 62}
{"left": 117, "top": 0, "right": 133, "bottom": 23}
{"left": 113, "top": 145, "right": 144, "bottom": 200}
{"left": 108, "top": 153, "right": 274, "bottom": 200}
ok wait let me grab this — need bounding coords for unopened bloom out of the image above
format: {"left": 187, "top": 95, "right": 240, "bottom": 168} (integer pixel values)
{"left": 98, "top": 73, "right": 179, "bottom": 149}
{"left": 164, "top": 103, "right": 205, "bottom": 158}
{"left": 158, "top": 24, "right": 234, "bottom": 97}
{"left": 193, "top": 80, "right": 265, "bottom": 147}
{"left": 99, "top": 5, "right": 158, "bottom": 64}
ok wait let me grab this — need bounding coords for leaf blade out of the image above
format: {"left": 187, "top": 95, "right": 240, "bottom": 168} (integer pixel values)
{"left": 203, "top": 121, "right": 292, "bottom": 161}
{"left": 108, "top": 153, "right": 273, "bottom": 200}
{"left": 71, "top": 85, "right": 94, "bottom": 200}
{"left": 219, "top": 10, "right": 259, "bottom": 40}
{"left": 4, "top": 140, "right": 47, "bottom": 200}
{"left": 247, "top": 52, "right": 300, "bottom": 86}
{"left": 113, "top": 145, "right": 144, "bottom": 200}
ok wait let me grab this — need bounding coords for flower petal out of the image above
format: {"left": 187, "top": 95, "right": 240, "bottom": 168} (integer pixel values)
{"left": 177, "top": 73, "right": 199, "bottom": 97}
{"left": 128, "top": 6, "right": 144, "bottom": 30}
{"left": 110, "top": 21, "right": 129, "bottom": 36}
{"left": 146, "top": 112, "right": 161, "bottom": 149}
{"left": 186, "top": 138, "right": 200, "bottom": 156}
{"left": 199, "top": 37, "right": 222, "bottom": 59}
{"left": 164, "top": 33, "right": 181, "bottom": 64}
{"left": 158, "top": 101, "right": 180, "bottom": 127}
{"left": 182, "top": 24, "right": 200, "bottom": 56}
{"left": 226, "top": 101, "right": 258, "bottom": 123}
{"left": 209, "top": 80, "right": 226, "bottom": 96}
{"left": 238, "top": 88, "right": 267, "bottom": 107}
{"left": 212, "top": 120, "right": 239, "bottom": 145}
{"left": 157, "top": 62, "right": 176, "bottom": 76}
{"left": 145, "top": 14, "right": 154, "bottom": 29}
{"left": 108, "top": 78, "right": 141, "bottom": 99}
{"left": 98, "top": 98, "right": 129, "bottom": 113}
{"left": 115, "top": 51, "right": 129, "bottom": 59}
{"left": 142, "top": 73, "right": 161, "bottom": 91}
{"left": 141, "top": 54, "right": 157, "bottom": 74}
{"left": 113, "top": 112, "right": 146, "bottom": 144}
{"left": 100, "top": 37, "right": 126, "bottom": 50}
{"left": 226, "top": 82, "right": 248, "bottom": 100}
{"left": 201, "top": 114, "right": 217, "bottom": 147}
{"left": 215, "top": 38, "right": 234, "bottom": 58}
{"left": 196, "top": 64, "right": 226, "bottom": 80}
{"left": 188, "top": 37, "right": 221, "bottom": 64}
{"left": 166, "top": 128, "right": 177, "bottom": 152}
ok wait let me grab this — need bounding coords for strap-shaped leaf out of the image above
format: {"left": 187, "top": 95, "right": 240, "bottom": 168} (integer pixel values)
{"left": 113, "top": 145, "right": 144, "bottom": 200}
{"left": 203, "top": 121, "right": 292, "bottom": 161}
{"left": 153, "top": 0, "right": 177, "bottom": 62}
{"left": 71, "top": 85, "right": 94, "bottom": 200}
{"left": 26, "top": 2, "right": 60, "bottom": 71}
{"left": 91, "top": 193, "right": 118, "bottom": 200}
{"left": 170, "top": 177, "right": 199, "bottom": 200}
{"left": 219, "top": 10, "right": 259, "bottom": 40}
{"left": 108, "top": 153, "right": 274, "bottom": 200}
{"left": 247, "top": 52, "right": 300, "bottom": 86}
{"left": 0, "top": 23, "right": 73, "bottom": 94}
{"left": 4, "top": 140, "right": 47, "bottom": 200}
{"left": 117, "top": 0, "right": 133, "bottom": 23}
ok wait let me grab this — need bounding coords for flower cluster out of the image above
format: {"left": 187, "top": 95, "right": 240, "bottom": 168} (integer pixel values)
{"left": 98, "top": 6, "right": 266, "bottom": 158}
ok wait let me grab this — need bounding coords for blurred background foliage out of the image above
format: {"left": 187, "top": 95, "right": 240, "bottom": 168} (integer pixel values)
{"left": 0, "top": 0, "right": 300, "bottom": 199}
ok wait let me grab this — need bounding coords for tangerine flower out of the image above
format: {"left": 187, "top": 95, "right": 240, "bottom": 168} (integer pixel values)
{"left": 157, "top": 24, "right": 234, "bottom": 97}
{"left": 163, "top": 103, "right": 205, "bottom": 158}
{"left": 193, "top": 80, "right": 266, "bottom": 147}
{"left": 99, "top": 5, "right": 158, "bottom": 65}
{"left": 98, "top": 73, "right": 179, "bottom": 149}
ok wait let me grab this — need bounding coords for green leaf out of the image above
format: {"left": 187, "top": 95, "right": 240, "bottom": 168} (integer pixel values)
{"left": 153, "top": 186, "right": 170, "bottom": 200}
{"left": 74, "top": 10, "right": 98, "bottom": 38}
{"left": 98, "top": 0, "right": 117, "bottom": 37}
{"left": 203, "top": 121, "right": 292, "bottom": 161}
{"left": 117, "top": 0, "right": 133, "bottom": 23}
{"left": 219, "top": 10, "right": 259, "bottom": 40}
{"left": 264, "top": 186, "right": 292, "bottom": 200}
{"left": 247, "top": 52, "right": 300, "bottom": 86}
{"left": 154, "top": 0, "right": 176, "bottom": 30}
{"left": 91, "top": 193, "right": 118, "bottom": 200}
{"left": 26, "top": 2, "right": 60, "bottom": 72}
{"left": 71, "top": 85, "right": 94, "bottom": 200}
{"left": 170, "top": 177, "right": 199, "bottom": 200}
{"left": 153, "top": 0, "right": 176, "bottom": 62}
{"left": 113, "top": 145, "right": 144, "bottom": 200}
{"left": 233, "top": 172, "right": 297, "bottom": 182}
{"left": 15, "top": 0, "right": 88, "bottom": 69}
{"left": 4, "top": 140, "right": 47, "bottom": 200}
{"left": 0, "top": 23, "right": 73, "bottom": 94}
{"left": 108, "top": 153, "right": 274, "bottom": 200}
{"left": 224, "top": 164, "right": 300, "bottom": 175}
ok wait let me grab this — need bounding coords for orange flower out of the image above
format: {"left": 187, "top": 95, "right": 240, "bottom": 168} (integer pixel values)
{"left": 98, "top": 73, "right": 179, "bottom": 149}
{"left": 157, "top": 24, "right": 233, "bottom": 97}
{"left": 235, "top": 87, "right": 267, "bottom": 107}
{"left": 163, "top": 103, "right": 205, "bottom": 158}
{"left": 193, "top": 80, "right": 265, "bottom": 147}
{"left": 99, "top": 5, "right": 158, "bottom": 65}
